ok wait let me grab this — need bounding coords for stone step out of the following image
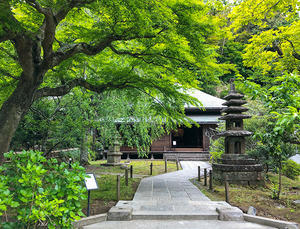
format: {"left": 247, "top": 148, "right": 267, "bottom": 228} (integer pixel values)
{"left": 109, "top": 201, "right": 244, "bottom": 222}
{"left": 113, "top": 200, "right": 235, "bottom": 221}
{"left": 165, "top": 153, "right": 210, "bottom": 161}
{"left": 132, "top": 211, "right": 219, "bottom": 220}
{"left": 117, "top": 200, "right": 231, "bottom": 208}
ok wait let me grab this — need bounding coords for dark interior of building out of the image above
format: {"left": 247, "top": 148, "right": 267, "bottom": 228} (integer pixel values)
{"left": 171, "top": 126, "right": 203, "bottom": 148}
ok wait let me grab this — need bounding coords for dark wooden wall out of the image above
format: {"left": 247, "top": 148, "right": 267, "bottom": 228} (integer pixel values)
{"left": 120, "top": 124, "right": 217, "bottom": 153}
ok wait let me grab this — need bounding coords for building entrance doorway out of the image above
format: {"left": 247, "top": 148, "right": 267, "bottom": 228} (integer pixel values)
{"left": 171, "top": 126, "right": 203, "bottom": 148}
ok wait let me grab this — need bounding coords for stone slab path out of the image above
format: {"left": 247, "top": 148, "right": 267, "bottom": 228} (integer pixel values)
{"left": 133, "top": 161, "right": 211, "bottom": 202}
{"left": 84, "top": 219, "right": 274, "bottom": 229}
{"left": 84, "top": 161, "right": 275, "bottom": 229}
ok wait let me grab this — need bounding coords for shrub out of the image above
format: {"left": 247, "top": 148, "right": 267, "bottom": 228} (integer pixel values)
{"left": 0, "top": 150, "right": 87, "bottom": 228}
{"left": 209, "top": 134, "right": 224, "bottom": 163}
{"left": 282, "top": 160, "right": 300, "bottom": 180}
{"left": 210, "top": 151, "right": 223, "bottom": 163}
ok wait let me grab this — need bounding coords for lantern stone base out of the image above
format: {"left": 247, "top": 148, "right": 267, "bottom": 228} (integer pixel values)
{"left": 212, "top": 154, "right": 264, "bottom": 185}
{"left": 104, "top": 152, "right": 123, "bottom": 166}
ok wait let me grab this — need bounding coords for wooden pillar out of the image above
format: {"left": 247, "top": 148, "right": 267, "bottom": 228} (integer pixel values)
{"left": 164, "top": 158, "right": 167, "bottom": 173}
{"left": 225, "top": 174, "right": 229, "bottom": 203}
{"left": 204, "top": 168, "right": 207, "bottom": 186}
{"left": 117, "top": 175, "right": 120, "bottom": 201}
{"left": 130, "top": 165, "right": 133, "bottom": 178}
{"left": 209, "top": 170, "right": 213, "bottom": 190}
{"left": 150, "top": 162, "right": 153, "bottom": 175}
{"left": 125, "top": 168, "right": 128, "bottom": 186}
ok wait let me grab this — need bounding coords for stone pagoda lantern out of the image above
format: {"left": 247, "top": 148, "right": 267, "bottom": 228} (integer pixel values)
{"left": 212, "top": 79, "right": 263, "bottom": 184}
{"left": 105, "top": 137, "right": 123, "bottom": 166}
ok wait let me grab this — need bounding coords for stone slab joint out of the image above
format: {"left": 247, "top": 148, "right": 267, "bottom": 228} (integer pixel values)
{"left": 107, "top": 206, "right": 133, "bottom": 221}
{"left": 216, "top": 206, "right": 244, "bottom": 221}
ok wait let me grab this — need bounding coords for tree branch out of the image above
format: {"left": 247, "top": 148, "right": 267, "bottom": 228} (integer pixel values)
{"left": 0, "top": 34, "right": 12, "bottom": 43}
{"left": 54, "top": 0, "right": 95, "bottom": 23}
{"left": 285, "top": 39, "right": 300, "bottom": 60}
{"left": 49, "top": 36, "right": 114, "bottom": 67}
{"left": 49, "top": 32, "right": 158, "bottom": 68}
{"left": 34, "top": 78, "right": 132, "bottom": 100}
{"left": 25, "top": 0, "right": 96, "bottom": 62}
{"left": 263, "top": 0, "right": 281, "bottom": 20}
{"left": 109, "top": 44, "right": 199, "bottom": 69}
{"left": 109, "top": 44, "right": 141, "bottom": 58}
{"left": 25, "top": 0, "right": 57, "bottom": 59}
{"left": 25, "top": 0, "right": 48, "bottom": 14}
{"left": 272, "top": 40, "right": 283, "bottom": 57}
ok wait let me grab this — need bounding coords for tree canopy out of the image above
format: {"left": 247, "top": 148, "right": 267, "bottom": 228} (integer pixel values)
{"left": 0, "top": 0, "right": 299, "bottom": 163}
{"left": 229, "top": 0, "right": 299, "bottom": 75}
{"left": 0, "top": 0, "right": 227, "bottom": 161}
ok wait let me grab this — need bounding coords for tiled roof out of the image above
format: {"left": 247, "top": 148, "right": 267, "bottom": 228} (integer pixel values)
{"left": 187, "top": 115, "right": 222, "bottom": 124}
{"left": 185, "top": 89, "right": 226, "bottom": 109}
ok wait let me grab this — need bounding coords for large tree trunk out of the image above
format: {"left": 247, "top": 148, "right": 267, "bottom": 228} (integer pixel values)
{"left": 0, "top": 79, "right": 39, "bottom": 163}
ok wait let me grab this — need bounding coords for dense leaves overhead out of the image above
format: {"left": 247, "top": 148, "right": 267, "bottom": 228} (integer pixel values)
{"left": 0, "top": 0, "right": 226, "bottom": 158}
{"left": 0, "top": 0, "right": 222, "bottom": 101}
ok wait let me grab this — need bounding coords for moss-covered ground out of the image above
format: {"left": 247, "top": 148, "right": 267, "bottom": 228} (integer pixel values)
{"left": 192, "top": 173, "right": 300, "bottom": 224}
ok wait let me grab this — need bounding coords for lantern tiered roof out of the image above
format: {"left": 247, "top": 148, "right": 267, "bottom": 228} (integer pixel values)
{"left": 218, "top": 79, "right": 252, "bottom": 137}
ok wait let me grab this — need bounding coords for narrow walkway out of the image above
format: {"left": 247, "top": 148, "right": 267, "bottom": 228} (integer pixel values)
{"left": 133, "top": 161, "right": 211, "bottom": 202}
{"left": 84, "top": 161, "right": 275, "bottom": 229}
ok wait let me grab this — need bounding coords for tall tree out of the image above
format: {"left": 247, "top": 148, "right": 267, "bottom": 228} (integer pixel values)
{"left": 0, "top": 0, "right": 224, "bottom": 162}
{"left": 229, "top": 0, "right": 299, "bottom": 75}
{"left": 229, "top": 0, "right": 299, "bottom": 198}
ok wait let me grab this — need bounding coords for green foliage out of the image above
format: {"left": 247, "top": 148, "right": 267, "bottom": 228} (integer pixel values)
{"left": 270, "top": 182, "right": 280, "bottom": 200}
{"left": 240, "top": 73, "right": 300, "bottom": 152}
{"left": 217, "top": 40, "right": 254, "bottom": 82}
{"left": 0, "top": 166, "right": 19, "bottom": 217}
{"left": 243, "top": 92, "right": 298, "bottom": 200}
{"left": 88, "top": 175, "right": 138, "bottom": 201}
{"left": 58, "top": 149, "right": 81, "bottom": 162}
{"left": 209, "top": 150, "right": 223, "bottom": 163}
{"left": 245, "top": 114, "right": 297, "bottom": 171}
{"left": 245, "top": 115, "right": 273, "bottom": 168}
{"left": 0, "top": 0, "right": 226, "bottom": 107}
{"left": 229, "top": 0, "right": 300, "bottom": 75}
{"left": 0, "top": 0, "right": 232, "bottom": 160}
{"left": 282, "top": 160, "right": 300, "bottom": 180}
{"left": 209, "top": 123, "right": 224, "bottom": 163}
{"left": 0, "top": 151, "right": 87, "bottom": 228}
{"left": 10, "top": 87, "right": 184, "bottom": 158}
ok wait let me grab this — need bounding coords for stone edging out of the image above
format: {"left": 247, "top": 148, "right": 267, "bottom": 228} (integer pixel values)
{"left": 73, "top": 214, "right": 107, "bottom": 229}
{"left": 243, "top": 214, "right": 299, "bottom": 229}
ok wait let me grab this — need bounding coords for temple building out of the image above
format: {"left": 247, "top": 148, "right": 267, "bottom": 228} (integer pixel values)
{"left": 121, "top": 89, "right": 226, "bottom": 160}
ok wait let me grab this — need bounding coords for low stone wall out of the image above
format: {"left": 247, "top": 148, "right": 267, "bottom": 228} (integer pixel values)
{"left": 73, "top": 214, "right": 107, "bottom": 229}
{"left": 244, "top": 214, "right": 299, "bottom": 229}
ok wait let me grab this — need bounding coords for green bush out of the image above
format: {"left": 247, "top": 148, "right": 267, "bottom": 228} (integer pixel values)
{"left": 0, "top": 150, "right": 87, "bottom": 228}
{"left": 282, "top": 160, "right": 300, "bottom": 180}
{"left": 210, "top": 151, "right": 223, "bottom": 163}
{"left": 209, "top": 133, "right": 224, "bottom": 163}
